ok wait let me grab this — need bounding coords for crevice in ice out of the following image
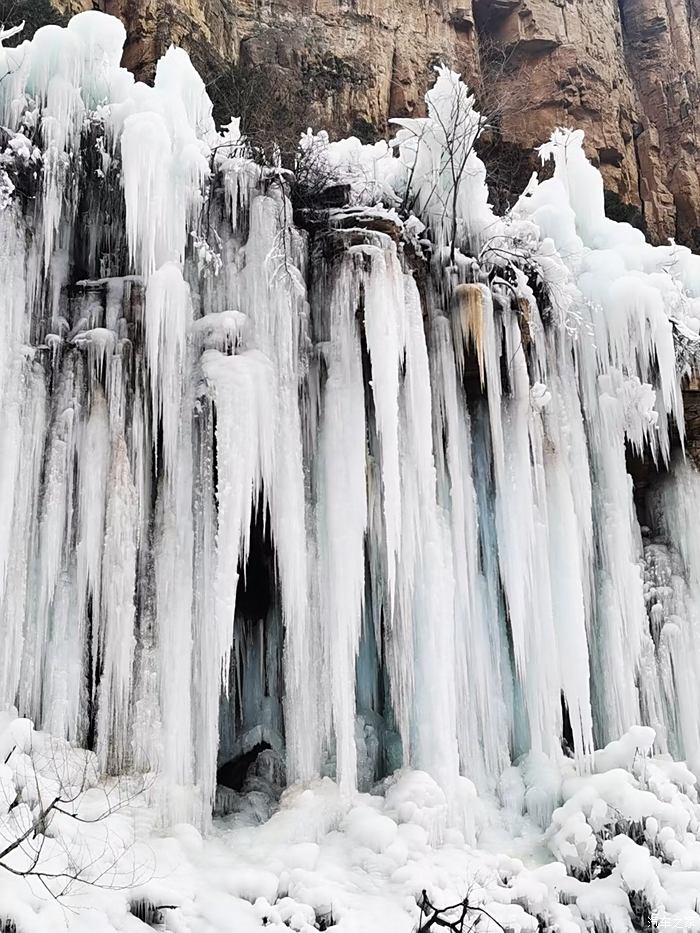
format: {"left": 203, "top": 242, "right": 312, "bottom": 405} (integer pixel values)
{"left": 561, "top": 693, "right": 575, "bottom": 759}
{"left": 128, "top": 900, "right": 166, "bottom": 928}
{"left": 627, "top": 448, "right": 666, "bottom": 532}
{"left": 235, "top": 495, "right": 275, "bottom": 627}
{"left": 218, "top": 494, "right": 285, "bottom": 785}
{"left": 217, "top": 741, "right": 272, "bottom": 792}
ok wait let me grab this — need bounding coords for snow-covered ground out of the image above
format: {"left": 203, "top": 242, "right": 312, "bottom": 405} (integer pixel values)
{"left": 2, "top": 713, "right": 700, "bottom": 932}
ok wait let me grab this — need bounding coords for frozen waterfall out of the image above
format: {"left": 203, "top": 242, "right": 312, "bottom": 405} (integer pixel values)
{"left": 3, "top": 12, "right": 700, "bottom": 836}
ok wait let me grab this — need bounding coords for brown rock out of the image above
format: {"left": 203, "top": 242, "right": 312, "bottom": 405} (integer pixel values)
{"left": 50, "top": 0, "right": 700, "bottom": 246}
{"left": 620, "top": 0, "right": 700, "bottom": 245}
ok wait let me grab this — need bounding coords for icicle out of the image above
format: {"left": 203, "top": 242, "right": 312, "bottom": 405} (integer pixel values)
{"left": 76, "top": 388, "right": 110, "bottom": 716}
{"left": 143, "top": 263, "right": 192, "bottom": 479}
{"left": 0, "top": 205, "right": 30, "bottom": 660}
{"left": 237, "top": 192, "right": 317, "bottom": 784}
{"left": 120, "top": 47, "right": 211, "bottom": 277}
{"left": 316, "top": 252, "right": 367, "bottom": 795}
{"left": 453, "top": 283, "right": 485, "bottom": 378}
{"left": 399, "top": 277, "right": 462, "bottom": 815}
{"left": 202, "top": 349, "right": 275, "bottom": 694}
{"left": 644, "top": 462, "right": 700, "bottom": 774}
{"left": 362, "top": 245, "right": 404, "bottom": 613}
{"left": 23, "top": 364, "right": 77, "bottom": 734}
{"left": 586, "top": 376, "right": 648, "bottom": 743}
{"left": 96, "top": 435, "right": 137, "bottom": 771}
{"left": 192, "top": 393, "right": 218, "bottom": 816}
{"left": 430, "top": 314, "right": 510, "bottom": 789}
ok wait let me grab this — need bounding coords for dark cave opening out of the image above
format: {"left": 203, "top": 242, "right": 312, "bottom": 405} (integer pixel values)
{"left": 626, "top": 447, "right": 665, "bottom": 532}
{"left": 217, "top": 741, "right": 272, "bottom": 792}
{"left": 217, "top": 492, "right": 285, "bottom": 796}
{"left": 235, "top": 495, "right": 275, "bottom": 626}
{"left": 561, "top": 693, "right": 574, "bottom": 757}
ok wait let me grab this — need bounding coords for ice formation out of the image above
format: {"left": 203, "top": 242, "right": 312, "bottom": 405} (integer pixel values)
{"left": 3, "top": 13, "right": 700, "bottom": 931}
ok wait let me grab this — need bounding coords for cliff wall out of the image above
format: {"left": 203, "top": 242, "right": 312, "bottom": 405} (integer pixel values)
{"left": 50, "top": 0, "right": 700, "bottom": 245}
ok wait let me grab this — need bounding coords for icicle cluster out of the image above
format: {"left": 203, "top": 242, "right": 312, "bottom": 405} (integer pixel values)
{"left": 2, "top": 18, "right": 700, "bottom": 834}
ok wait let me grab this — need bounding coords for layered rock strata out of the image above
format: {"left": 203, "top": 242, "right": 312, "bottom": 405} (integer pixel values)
{"left": 48, "top": 0, "right": 700, "bottom": 244}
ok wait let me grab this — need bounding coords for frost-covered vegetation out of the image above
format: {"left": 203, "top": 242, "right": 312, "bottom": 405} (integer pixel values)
{"left": 4, "top": 713, "right": 700, "bottom": 931}
{"left": 3, "top": 10, "right": 700, "bottom": 932}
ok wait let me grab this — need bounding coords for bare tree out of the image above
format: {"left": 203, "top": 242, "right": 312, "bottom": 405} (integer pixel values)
{"left": 470, "top": 36, "right": 538, "bottom": 210}
{"left": 200, "top": 59, "right": 313, "bottom": 169}
{"left": 0, "top": 0, "right": 67, "bottom": 42}
{"left": 0, "top": 728, "right": 154, "bottom": 906}
{"left": 416, "top": 888, "right": 506, "bottom": 933}
{"left": 394, "top": 42, "right": 530, "bottom": 263}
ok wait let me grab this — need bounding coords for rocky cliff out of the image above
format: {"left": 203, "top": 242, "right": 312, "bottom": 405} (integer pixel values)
{"left": 47, "top": 0, "right": 700, "bottom": 246}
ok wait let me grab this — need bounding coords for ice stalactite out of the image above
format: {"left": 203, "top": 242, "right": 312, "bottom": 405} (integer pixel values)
{"left": 316, "top": 250, "right": 368, "bottom": 794}
{"left": 5, "top": 13, "right": 700, "bottom": 839}
{"left": 0, "top": 205, "right": 32, "bottom": 708}
{"left": 97, "top": 433, "right": 137, "bottom": 772}
{"left": 363, "top": 248, "right": 404, "bottom": 613}
{"left": 202, "top": 353, "right": 275, "bottom": 711}
{"left": 145, "top": 264, "right": 192, "bottom": 481}
{"left": 451, "top": 281, "right": 567, "bottom": 761}
{"left": 540, "top": 344, "right": 595, "bottom": 766}
{"left": 430, "top": 315, "right": 510, "bottom": 790}
{"left": 382, "top": 278, "right": 423, "bottom": 764}
{"left": 236, "top": 191, "right": 317, "bottom": 785}
{"left": 503, "top": 313, "right": 567, "bottom": 757}
{"left": 29, "top": 363, "right": 78, "bottom": 739}
{"left": 644, "top": 462, "right": 700, "bottom": 775}
{"left": 120, "top": 46, "right": 211, "bottom": 278}
{"left": 586, "top": 373, "right": 651, "bottom": 744}
{"left": 401, "top": 281, "right": 456, "bottom": 784}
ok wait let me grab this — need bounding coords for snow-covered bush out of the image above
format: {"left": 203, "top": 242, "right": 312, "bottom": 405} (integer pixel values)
{"left": 0, "top": 711, "right": 152, "bottom": 902}
{"left": 542, "top": 728, "right": 700, "bottom": 930}
{"left": 0, "top": 126, "right": 41, "bottom": 209}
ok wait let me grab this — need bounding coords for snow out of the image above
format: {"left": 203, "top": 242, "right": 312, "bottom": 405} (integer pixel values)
{"left": 3, "top": 713, "right": 700, "bottom": 932}
{"left": 3, "top": 9, "right": 700, "bottom": 932}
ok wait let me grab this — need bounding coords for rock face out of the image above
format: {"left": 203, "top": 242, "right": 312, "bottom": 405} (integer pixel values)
{"left": 53, "top": 0, "right": 700, "bottom": 245}
{"left": 619, "top": 0, "right": 700, "bottom": 246}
